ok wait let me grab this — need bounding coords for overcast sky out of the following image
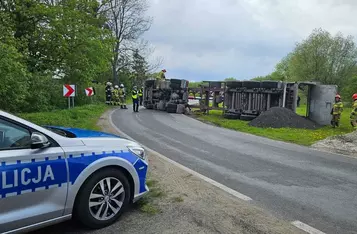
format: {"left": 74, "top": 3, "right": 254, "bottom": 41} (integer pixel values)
{"left": 143, "top": 0, "right": 357, "bottom": 82}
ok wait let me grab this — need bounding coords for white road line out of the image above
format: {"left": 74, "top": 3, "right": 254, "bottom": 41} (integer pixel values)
{"left": 109, "top": 109, "right": 252, "bottom": 201}
{"left": 291, "top": 221, "right": 326, "bottom": 234}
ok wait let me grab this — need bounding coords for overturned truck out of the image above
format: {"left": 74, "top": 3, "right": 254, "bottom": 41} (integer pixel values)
{"left": 143, "top": 78, "right": 189, "bottom": 113}
{"left": 224, "top": 80, "right": 337, "bottom": 125}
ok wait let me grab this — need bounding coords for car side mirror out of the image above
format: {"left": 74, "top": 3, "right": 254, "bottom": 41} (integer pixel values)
{"left": 31, "top": 132, "right": 50, "bottom": 149}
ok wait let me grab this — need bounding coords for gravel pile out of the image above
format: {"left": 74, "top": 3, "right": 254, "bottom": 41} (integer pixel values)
{"left": 249, "top": 107, "right": 319, "bottom": 129}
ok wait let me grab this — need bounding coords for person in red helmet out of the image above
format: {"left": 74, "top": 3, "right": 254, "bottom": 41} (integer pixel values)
{"left": 157, "top": 69, "right": 166, "bottom": 81}
{"left": 350, "top": 93, "right": 357, "bottom": 129}
{"left": 331, "top": 94, "right": 343, "bottom": 127}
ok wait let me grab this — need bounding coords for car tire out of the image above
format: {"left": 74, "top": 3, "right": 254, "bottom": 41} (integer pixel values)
{"left": 73, "top": 168, "right": 131, "bottom": 229}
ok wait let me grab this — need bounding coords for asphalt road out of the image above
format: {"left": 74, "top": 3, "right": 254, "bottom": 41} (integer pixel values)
{"left": 111, "top": 107, "right": 357, "bottom": 234}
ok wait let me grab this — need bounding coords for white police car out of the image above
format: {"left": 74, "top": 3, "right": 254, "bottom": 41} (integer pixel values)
{"left": 0, "top": 110, "right": 149, "bottom": 233}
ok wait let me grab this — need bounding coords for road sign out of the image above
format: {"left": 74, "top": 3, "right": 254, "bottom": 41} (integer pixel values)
{"left": 63, "top": 84, "right": 75, "bottom": 97}
{"left": 85, "top": 87, "right": 94, "bottom": 96}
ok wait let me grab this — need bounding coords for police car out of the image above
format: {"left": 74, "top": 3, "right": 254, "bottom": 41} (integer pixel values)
{"left": 0, "top": 110, "right": 149, "bottom": 233}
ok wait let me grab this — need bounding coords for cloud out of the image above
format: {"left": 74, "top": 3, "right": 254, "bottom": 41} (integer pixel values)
{"left": 143, "top": 0, "right": 357, "bottom": 81}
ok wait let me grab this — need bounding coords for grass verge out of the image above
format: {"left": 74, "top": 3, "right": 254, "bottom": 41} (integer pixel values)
{"left": 18, "top": 104, "right": 109, "bottom": 130}
{"left": 194, "top": 105, "right": 354, "bottom": 146}
{"left": 135, "top": 179, "right": 163, "bottom": 215}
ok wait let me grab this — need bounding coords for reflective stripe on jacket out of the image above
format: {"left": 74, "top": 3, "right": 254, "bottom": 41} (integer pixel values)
{"left": 332, "top": 101, "right": 343, "bottom": 115}
{"left": 132, "top": 90, "right": 138, "bottom": 99}
{"left": 350, "top": 100, "right": 357, "bottom": 120}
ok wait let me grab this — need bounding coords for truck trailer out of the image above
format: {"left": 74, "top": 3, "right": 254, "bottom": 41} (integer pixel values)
{"left": 143, "top": 78, "right": 189, "bottom": 114}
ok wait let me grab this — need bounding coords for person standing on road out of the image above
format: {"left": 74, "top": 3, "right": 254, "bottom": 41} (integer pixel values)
{"left": 105, "top": 82, "right": 113, "bottom": 105}
{"left": 119, "top": 84, "right": 127, "bottom": 109}
{"left": 132, "top": 86, "right": 139, "bottom": 112}
{"left": 350, "top": 93, "right": 357, "bottom": 129}
{"left": 113, "top": 85, "right": 120, "bottom": 106}
{"left": 331, "top": 94, "right": 343, "bottom": 128}
{"left": 138, "top": 87, "right": 143, "bottom": 106}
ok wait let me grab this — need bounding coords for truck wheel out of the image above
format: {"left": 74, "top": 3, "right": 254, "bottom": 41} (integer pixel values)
{"left": 73, "top": 168, "right": 131, "bottom": 229}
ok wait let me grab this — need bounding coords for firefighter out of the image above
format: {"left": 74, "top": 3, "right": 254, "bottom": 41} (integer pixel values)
{"left": 157, "top": 69, "right": 166, "bottom": 81}
{"left": 331, "top": 94, "right": 343, "bottom": 128}
{"left": 350, "top": 93, "right": 357, "bottom": 129}
{"left": 105, "top": 82, "right": 113, "bottom": 105}
{"left": 119, "top": 84, "right": 127, "bottom": 109}
{"left": 132, "top": 86, "right": 139, "bottom": 112}
{"left": 138, "top": 86, "right": 143, "bottom": 106}
{"left": 113, "top": 85, "right": 120, "bottom": 106}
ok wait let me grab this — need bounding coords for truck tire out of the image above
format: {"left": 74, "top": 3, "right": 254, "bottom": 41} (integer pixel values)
{"left": 73, "top": 168, "right": 131, "bottom": 229}
{"left": 242, "top": 81, "right": 261, "bottom": 89}
{"left": 167, "top": 103, "right": 178, "bottom": 113}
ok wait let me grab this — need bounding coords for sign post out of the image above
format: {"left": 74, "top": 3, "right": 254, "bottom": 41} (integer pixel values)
{"left": 63, "top": 84, "right": 76, "bottom": 109}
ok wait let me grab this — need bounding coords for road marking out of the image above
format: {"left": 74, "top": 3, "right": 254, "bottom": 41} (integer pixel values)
{"left": 109, "top": 109, "right": 252, "bottom": 201}
{"left": 291, "top": 221, "right": 326, "bottom": 234}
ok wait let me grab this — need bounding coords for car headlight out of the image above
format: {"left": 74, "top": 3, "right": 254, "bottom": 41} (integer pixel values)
{"left": 127, "top": 146, "right": 146, "bottom": 161}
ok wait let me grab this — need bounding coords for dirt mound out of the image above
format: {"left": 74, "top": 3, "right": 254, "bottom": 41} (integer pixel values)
{"left": 248, "top": 107, "right": 319, "bottom": 129}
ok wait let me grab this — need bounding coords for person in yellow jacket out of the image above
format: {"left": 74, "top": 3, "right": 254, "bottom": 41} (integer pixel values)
{"left": 119, "top": 84, "right": 127, "bottom": 109}
{"left": 157, "top": 69, "right": 166, "bottom": 81}
{"left": 113, "top": 85, "right": 120, "bottom": 106}
{"left": 138, "top": 87, "right": 143, "bottom": 106}
{"left": 331, "top": 94, "right": 343, "bottom": 128}
{"left": 132, "top": 86, "right": 139, "bottom": 112}
{"left": 350, "top": 93, "right": 357, "bottom": 129}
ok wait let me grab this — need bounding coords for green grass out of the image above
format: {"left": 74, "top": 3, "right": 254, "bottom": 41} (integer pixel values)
{"left": 197, "top": 106, "right": 354, "bottom": 146}
{"left": 18, "top": 104, "right": 109, "bottom": 130}
{"left": 136, "top": 179, "right": 163, "bottom": 215}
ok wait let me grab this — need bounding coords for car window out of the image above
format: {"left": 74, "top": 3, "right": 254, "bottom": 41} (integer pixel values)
{"left": 0, "top": 118, "right": 31, "bottom": 150}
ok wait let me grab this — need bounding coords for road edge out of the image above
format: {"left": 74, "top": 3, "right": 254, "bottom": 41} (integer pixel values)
{"left": 108, "top": 108, "right": 326, "bottom": 234}
{"left": 108, "top": 108, "right": 252, "bottom": 201}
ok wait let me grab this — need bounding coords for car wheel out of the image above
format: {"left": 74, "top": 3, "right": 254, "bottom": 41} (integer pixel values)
{"left": 74, "top": 168, "right": 131, "bottom": 229}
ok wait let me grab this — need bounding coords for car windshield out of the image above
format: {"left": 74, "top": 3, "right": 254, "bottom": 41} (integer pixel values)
{"left": 43, "top": 126, "right": 76, "bottom": 138}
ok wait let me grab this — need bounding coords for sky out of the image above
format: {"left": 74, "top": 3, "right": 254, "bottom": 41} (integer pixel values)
{"left": 143, "top": 0, "right": 357, "bottom": 82}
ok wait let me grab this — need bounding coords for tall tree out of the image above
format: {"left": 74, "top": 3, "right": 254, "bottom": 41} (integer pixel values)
{"left": 131, "top": 48, "right": 148, "bottom": 85}
{"left": 288, "top": 28, "right": 357, "bottom": 86}
{"left": 101, "top": 0, "right": 152, "bottom": 85}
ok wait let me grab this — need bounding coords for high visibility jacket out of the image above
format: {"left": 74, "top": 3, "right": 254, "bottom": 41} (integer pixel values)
{"left": 138, "top": 89, "right": 143, "bottom": 96}
{"left": 157, "top": 71, "right": 165, "bottom": 80}
{"left": 118, "top": 88, "right": 125, "bottom": 97}
{"left": 350, "top": 100, "right": 357, "bottom": 120}
{"left": 113, "top": 89, "right": 119, "bottom": 97}
{"left": 332, "top": 101, "right": 343, "bottom": 115}
{"left": 132, "top": 90, "right": 138, "bottom": 99}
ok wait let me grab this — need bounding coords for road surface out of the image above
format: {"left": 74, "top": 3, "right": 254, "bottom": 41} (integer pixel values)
{"left": 111, "top": 107, "right": 357, "bottom": 234}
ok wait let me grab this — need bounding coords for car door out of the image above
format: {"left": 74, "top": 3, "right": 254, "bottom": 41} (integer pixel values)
{"left": 0, "top": 117, "right": 68, "bottom": 233}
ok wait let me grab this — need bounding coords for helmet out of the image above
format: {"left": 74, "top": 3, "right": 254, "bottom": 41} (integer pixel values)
{"left": 162, "top": 69, "right": 166, "bottom": 72}
{"left": 106, "top": 82, "right": 111, "bottom": 86}
{"left": 120, "top": 84, "right": 124, "bottom": 88}
{"left": 335, "top": 94, "right": 341, "bottom": 99}
{"left": 352, "top": 94, "right": 357, "bottom": 100}
{"left": 115, "top": 85, "right": 119, "bottom": 89}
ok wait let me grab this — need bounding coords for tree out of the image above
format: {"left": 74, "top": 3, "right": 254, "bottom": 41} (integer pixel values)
{"left": 101, "top": 0, "right": 152, "bottom": 84}
{"left": 224, "top": 77, "right": 236, "bottom": 81}
{"left": 288, "top": 28, "right": 357, "bottom": 86}
{"left": 131, "top": 48, "right": 148, "bottom": 85}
